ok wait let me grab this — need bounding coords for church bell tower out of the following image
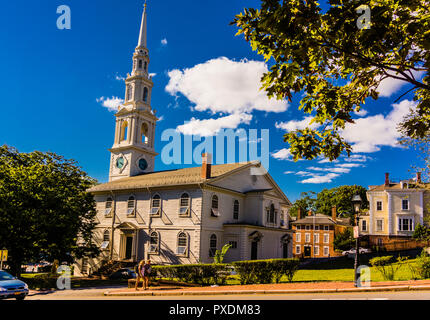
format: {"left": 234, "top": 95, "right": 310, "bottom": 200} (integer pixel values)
{"left": 109, "top": 3, "right": 158, "bottom": 181}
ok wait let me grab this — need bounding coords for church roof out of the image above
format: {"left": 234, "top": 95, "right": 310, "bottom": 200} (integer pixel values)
{"left": 88, "top": 162, "right": 253, "bottom": 193}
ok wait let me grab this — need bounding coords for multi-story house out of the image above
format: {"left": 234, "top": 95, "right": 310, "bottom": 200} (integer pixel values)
{"left": 362, "top": 172, "right": 430, "bottom": 249}
{"left": 73, "top": 5, "right": 294, "bottom": 276}
{"left": 291, "top": 207, "right": 351, "bottom": 258}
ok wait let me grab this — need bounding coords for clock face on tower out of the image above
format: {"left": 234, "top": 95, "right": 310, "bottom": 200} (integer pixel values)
{"left": 138, "top": 158, "right": 148, "bottom": 171}
{"left": 116, "top": 157, "right": 125, "bottom": 169}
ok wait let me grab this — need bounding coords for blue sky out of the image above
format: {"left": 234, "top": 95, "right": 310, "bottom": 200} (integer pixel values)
{"left": 0, "top": 0, "right": 424, "bottom": 202}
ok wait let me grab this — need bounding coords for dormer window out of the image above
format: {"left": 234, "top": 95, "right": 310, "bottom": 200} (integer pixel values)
{"left": 105, "top": 197, "right": 113, "bottom": 215}
{"left": 179, "top": 193, "right": 190, "bottom": 216}
{"left": 211, "top": 195, "right": 219, "bottom": 217}
{"left": 127, "top": 196, "right": 135, "bottom": 216}
{"left": 150, "top": 195, "right": 161, "bottom": 215}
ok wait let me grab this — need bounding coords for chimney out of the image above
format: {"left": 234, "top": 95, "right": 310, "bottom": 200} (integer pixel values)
{"left": 385, "top": 173, "right": 390, "bottom": 186}
{"left": 331, "top": 206, "right": 337, "bottom": 220}
{"left": 201, "top": 153, "right": 212, "bottom": 179}
{"left": 297, "top": 207, "right": 301, "bottom": 220}
{"left": 417, "top": 172, "right": 422, "bottom": 184}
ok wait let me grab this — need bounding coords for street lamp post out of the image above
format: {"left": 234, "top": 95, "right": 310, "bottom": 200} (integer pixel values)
{"left": 352, "top": 194, "right": 363, "bottom": 287}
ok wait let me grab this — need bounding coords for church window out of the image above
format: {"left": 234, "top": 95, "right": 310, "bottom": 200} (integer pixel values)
{"left": 266, "top": 204, "right": 275, "bottom": 224}
{"left": 101, "top": 230, "right": 110, "bottom": 250}
{"left": 138, "top": 60, "right": 143, "bottom": 69}
{"left": 120, "top": 121, "right": 128, "bottom": 141}
{"left": 126, "top": 84, "right": 133, "bottom": 101}
{"left": 149, "top": 232, "right": 159, "bottom": 253}
{"left": 233, "top": 200, "right": 239, "bottom": 220}
{"left": 141, "top": 123, "right": 149, "bottom": 143}
{"left": 143, "top": 87, "right": 148, "bottom": 102}
{"left": 179, "top": 193, "right": 190, "bottom": 216}
{"left": 127, "top": 196, "right": 135, "bottom": 216}
{"left": 105, "top": 197, "right": 113, "bottom": 215}
{"left": 211, "top": 195, "right": 219, "bottom": 217}
{"left": 209, "top": 234, "right": 217, "bottom": 257}
{"left": 150, "top": 195, "right": 161, "bottom": 215}
{"left": 177, "top": 232, "right": 188, "bottom": 255}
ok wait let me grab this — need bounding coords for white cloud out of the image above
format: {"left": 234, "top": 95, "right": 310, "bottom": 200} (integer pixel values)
{"left": 97, "top": 96, "right": 124, "bottom": 112}
{"left": 317, "top": 157, "right": 339, "bottom": 164}
{"left": 307, "top": 166, "right": 351, "bottom": 174}
{"left": 161, "top": 38, "right": 168, "bottom": 46}
{"left": 271, "top": 148, "right": 295, "bottom": 161}
{"left": 337, "top": 163, "right": 364, "bottom": 168}
{"left": 300, "top": 173, "right": 340, "bottom": 184}
{"left": 376, "top": 70, "right": 424, "bottom": 97}
{"left": 166, "top": 57, "right": 289, "bottom": 115}
{"left": 149, "top": 73, "right": 157, "bottom": 78}
{"left": 157, "top": 115, "right": 164, "bottom": 122}
{"left": 283, "top": 171, "right": 294, "bottom": 174}
{"left": 115, "top": 74, "right": 126, "bottom": 81}
{"left": 275, "top": 116, "right": 319, "bottom": 132}
{"left": 296, "top": 171, "right": 313, "bottom": 176}
{"left": 341, "top": 99, "right": 417, "bottom": 153}
{"left": 354, "top": 108, "right": 368, "bottom": 117}
{"left": 176, "top": 113, "right": 252, "bottom": 137}
{"left": 343, "top": 154, "right": 370, "bottom": 162}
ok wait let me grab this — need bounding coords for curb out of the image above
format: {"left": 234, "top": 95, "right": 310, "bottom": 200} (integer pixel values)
{"left": 104, "top": 285, "right": 430, "bottom": 296}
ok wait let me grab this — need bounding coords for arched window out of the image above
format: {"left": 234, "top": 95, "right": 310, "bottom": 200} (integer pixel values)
{"left": 101, "top": 230, "right": 110, "bottom": 249}
{"left": 177, "top": 232, "right": 188, "bottom": 255}
{"left": 233, "top": 200, "right": 239, "bottom": 220}
{"left": 105, "top": 197, "right": 113, "bottom": 215}
{"left": 211, "top": 195, "right": 219, "bottom": 217}
{"left": 143, "top": 87, "right": 148, "bottom": 102}
{"left": 179, "top": 193, "right": 190, "bottom": 216}
{"left": 149, "top": 231, "right": 159, "bottom": 252}
{"left": 141, "top": 122, "right": 149, "bottom": 144}
{"left": 127, "top": 196, "right": 135, "bottom": 215}
{"left": 138, "top": 60, "right": 143, "bottom": 69}
{"left": 209, "top": 234, "right": 217, "bottom": 257}
{"left": 126, "top": 84, "right": 133, "bottom": 101}
{"left": 120, "top": 121, "right": 128, "bottom": 141}
{"left": 150, "top": 195, "right": 161, "bottom": 215}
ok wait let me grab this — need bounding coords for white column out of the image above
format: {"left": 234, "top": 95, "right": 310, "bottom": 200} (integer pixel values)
{"left": 420, "top": 191, "right": 424, "bottom": 225}
{"left": 369, "top": 196, "right": 373, "bottom": 235}
{"left": 130, "top": 116, "right": 137, "bottom": 143}
{"left": 388, "top": 193, "right": 392, "bottom": 235}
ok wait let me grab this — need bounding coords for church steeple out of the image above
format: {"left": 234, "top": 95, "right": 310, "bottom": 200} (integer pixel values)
{"left": 108, "top": 2, "right": 158, "bottom": 182}
{"left": 137, "top": 2, "right": 147, "bottom": 48}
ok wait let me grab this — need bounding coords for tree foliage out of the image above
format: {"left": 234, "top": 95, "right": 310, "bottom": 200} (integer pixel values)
{"left": 233, "top": 0, "right": 429, "bottom": 160}
{"left": 0, "top": 145, "right": 99, "bottom": 276}
{"left": 333, "top": 228, "right": 355, "bottom": 251}
{"left": 315, "top": 185, "right": 369, "bottom": 216}
{"left": 288, "top": 191, "right": 316, "bottom": 217}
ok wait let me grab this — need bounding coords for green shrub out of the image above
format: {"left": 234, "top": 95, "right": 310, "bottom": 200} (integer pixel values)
{"left": 153, "top": 264, "right": 229, "bottom": 285}
{"left": 232, "top": 258, "right": 300, "bottom": 284}
{"left": 416, "top": 250, "right": 430, "bottom": 279}
{"left": 369, "top": 256, "right": 402, "bottom": 281}
{"left": 23, "top": 274, "right": 59, "bottom": 290}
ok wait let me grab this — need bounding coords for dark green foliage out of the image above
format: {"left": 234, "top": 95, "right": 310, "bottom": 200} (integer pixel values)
{"left": 333, "top": 228, "right": 355, "bottom": 251}
{"left": 416, "top": 250, "right": 430, "bottom": 279}
{"left": 23, "top": 274, "right": 59, "bottom": 290}
{"left": 232, "top": 258, "right": 300, "bottom": 284}
{"left": 315, "top": 185, "right": 369, "bottom": 216}
{"left": 153, "top": 264, "right": 229, "bottom": 286}
{"left": 0, "top": 145, "right": 99, "bottom": 276}
{"left": 369, "top": 256, "right": 403, "bottom": 280}
{"left": 413, "top": 223, "right": 430, "bottom": 242}
{"left": 289, "top": 192, "right": 316, "bottom": 217}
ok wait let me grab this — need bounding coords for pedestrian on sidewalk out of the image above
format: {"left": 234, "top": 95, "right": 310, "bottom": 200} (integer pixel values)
{"left": 142, "top": 260, "right": 152, "bottom": 290}
{"left": 134, "top": 260, "right": 145, "bottom": 291}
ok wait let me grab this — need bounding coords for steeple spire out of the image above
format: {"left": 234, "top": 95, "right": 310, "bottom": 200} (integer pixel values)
{"left": 137, "top": 2, "right": 147, "bottom": 48}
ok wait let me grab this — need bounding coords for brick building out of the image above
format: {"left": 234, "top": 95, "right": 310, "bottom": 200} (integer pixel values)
{"left": 291, "top": 207, "right": 351, "bottom": 258}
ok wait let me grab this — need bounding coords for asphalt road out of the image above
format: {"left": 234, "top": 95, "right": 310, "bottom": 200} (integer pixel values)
{"left": 23, "top": 287, "right": 430, "bottom": 300}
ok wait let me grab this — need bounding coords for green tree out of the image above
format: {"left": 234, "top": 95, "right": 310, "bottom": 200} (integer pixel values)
{"left": 315, "top": 185, "right": 369, "bottom": 216}
{"left": 232, "top": 0, "right": 429, "bottom": 161}
{"left": 413, "top": 223, "right": 430, "bottom": 244}
{"left": 213, "top": 244, "right": 232, "bottom": 264}
{"left": 333, "top": 228, "right": 355, "bottom": 251}
{"left": 0, "top": 145, "right": 99, "bottom": 276}
{"left": 288, "top": 191, "right": 316, "bottom": 217}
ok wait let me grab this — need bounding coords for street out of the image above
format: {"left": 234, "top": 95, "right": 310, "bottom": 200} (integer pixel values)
{"left": 24, "top": 286, "right": 430, "bottom": 300}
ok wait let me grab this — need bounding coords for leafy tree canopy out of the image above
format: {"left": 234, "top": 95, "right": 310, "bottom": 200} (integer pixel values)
{"left": 0, "top": 145, "right": 99, "bottom": 276}
{"left": 288, "top": 191, "right": 317, "bottom": 217}
{"left": 233, "top": 0, "right": 429, "bottom": 161}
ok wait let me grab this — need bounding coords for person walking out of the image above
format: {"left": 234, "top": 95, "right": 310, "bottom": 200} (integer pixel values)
{"left": 142, "top": 260, "right": 152, "bottom": 290}
{"left": 134, "top": 260, "right": 145, "bottom": 291}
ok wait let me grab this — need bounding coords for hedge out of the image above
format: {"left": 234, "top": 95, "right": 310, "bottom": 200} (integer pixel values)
{"left": 23, "top": 274, "right": 59, "bottom": 290}
{"left": 153, "top": 263, "right": 229, "bottom": 285}
{"left": 232, "top": 258, "right": 300, "bottom": 284}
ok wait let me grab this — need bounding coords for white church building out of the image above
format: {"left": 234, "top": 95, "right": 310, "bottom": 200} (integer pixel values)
{"left": 75, "top": 4, "right": 293, "bottom": 276}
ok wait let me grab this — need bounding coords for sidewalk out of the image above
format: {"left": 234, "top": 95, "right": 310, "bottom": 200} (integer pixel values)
{"left": 104, "top": 279, "right": 430, "bottom": 296}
